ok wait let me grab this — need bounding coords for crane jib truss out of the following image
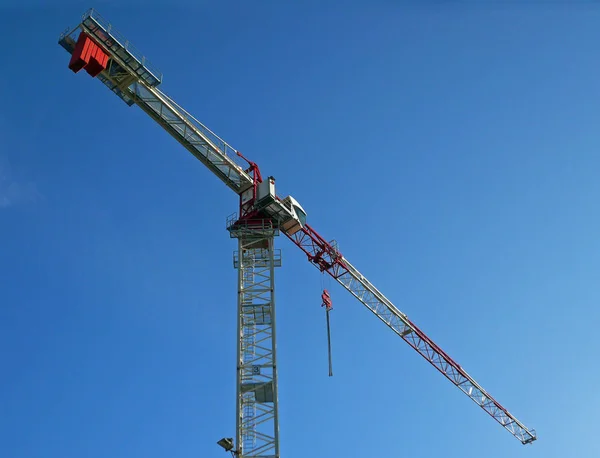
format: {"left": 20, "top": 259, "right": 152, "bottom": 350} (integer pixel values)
{"left": 286, "top": 225, "right": 536, "bottom": 444}
{"left": 57, "top": 8, "right": 537, "bottom": 448}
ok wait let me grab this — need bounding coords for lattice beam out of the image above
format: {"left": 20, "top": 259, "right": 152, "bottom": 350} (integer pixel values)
{"left": 286, "top": 224, "right": 537, "bottom": 445}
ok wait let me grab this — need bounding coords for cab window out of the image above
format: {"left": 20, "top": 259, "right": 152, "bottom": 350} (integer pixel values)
{"left": 294, "top": 205, "right": 306, "bottom": 226}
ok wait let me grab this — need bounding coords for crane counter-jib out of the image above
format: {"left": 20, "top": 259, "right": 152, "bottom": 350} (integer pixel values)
{"left": 131, "top": 84, "right": 255, "bottom": 194}
{"left": 58, "top": 10, "right": 255, "bottom": 196}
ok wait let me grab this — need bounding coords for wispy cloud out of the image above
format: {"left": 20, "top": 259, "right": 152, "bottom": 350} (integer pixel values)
{"left": 0, "top": 156, "right": 41, "bottom": 208}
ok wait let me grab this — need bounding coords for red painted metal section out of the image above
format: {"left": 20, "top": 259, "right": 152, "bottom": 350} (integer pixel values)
{"left": 236, "top": 151, "right": 263, "bottom": 219}
{"left": 68, "top": 33, "right": 92, "bottom": 73}
{"left": 86, "top": 45, "right": 108, "bottom": 77}
{"left": 321, "top": 289, "right": 332, "bottom": 310}
{"left": 236, "top": 151, "right": 262, "bottom": 185}
{"left": 285, "top": 224, "right": 347, "bottom": 277}
{"left": 68, "top": 32, "right": 108, "bottom": 77}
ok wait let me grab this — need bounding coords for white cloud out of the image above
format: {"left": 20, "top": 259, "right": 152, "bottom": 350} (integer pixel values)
{"left": 0, "top": 156, "right": 41, "bottom": 208}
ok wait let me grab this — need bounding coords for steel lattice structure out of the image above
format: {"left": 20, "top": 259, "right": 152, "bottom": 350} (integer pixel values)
{"left": 229, "top": 218, "right": 282, "bottom": 458}
{"left": 57, "top": 8, "right": 537, "bottom": 453}
{"left": 288, "top": 225, "right": 536, "bottom": 444}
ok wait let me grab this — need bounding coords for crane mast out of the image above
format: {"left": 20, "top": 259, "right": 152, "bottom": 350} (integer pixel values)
{"left": 229, "top": 219, "right": 281, "bottom": 457}
{"left": 58, "top": 8, "right": 537, "bottom": 453}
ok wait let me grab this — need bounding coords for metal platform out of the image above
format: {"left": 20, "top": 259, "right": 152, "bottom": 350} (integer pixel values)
{"left": 80, "top": 9, "right": 162, "bottom": 87}
{"left": 58, "top": 32, "right": 136, "bottom": 106}
{"left": 58, "top": 8, "right": 163, "bottom": 106}
{"left": 227, "top": 215, "right": 281, "bottom": 240}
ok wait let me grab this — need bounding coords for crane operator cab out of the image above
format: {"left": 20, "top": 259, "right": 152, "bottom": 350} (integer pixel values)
{"left": 254, "top": 176, "right": 307, "bottom": 236}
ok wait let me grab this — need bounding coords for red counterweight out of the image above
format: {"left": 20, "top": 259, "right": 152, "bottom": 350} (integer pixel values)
{"left": 68, "top": 33, "right": 108, "bottom": 77}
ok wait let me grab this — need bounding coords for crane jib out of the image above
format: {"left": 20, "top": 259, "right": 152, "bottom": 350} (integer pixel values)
{"left": 285, "top": 224, "right": 537, "bottom": 445}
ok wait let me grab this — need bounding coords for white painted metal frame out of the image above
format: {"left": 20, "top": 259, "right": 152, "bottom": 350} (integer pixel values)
{"left": 336, "top": 257, "right": 536, "bottom": 444}
{"left": 131, "top": 84, "right": 254, "bottom": 194}
{"left": 231, "top": 221, "right": 281, "bottom": 458}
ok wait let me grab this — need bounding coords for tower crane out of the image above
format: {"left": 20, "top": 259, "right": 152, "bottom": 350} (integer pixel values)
{"left": 58, "top": 9, "right": 537, "bottom": 457}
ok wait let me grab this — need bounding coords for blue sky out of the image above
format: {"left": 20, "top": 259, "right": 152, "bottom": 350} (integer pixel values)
{"left": 1, "top": 1, "right": 599, "bottom": 457}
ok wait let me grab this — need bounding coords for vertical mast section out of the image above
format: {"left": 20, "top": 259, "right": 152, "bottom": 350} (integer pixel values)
{"left": 229, "top": 217, "right": 281, "bottom": 458}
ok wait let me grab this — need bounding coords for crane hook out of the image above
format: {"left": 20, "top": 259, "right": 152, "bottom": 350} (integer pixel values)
{"left": 321, "top": 289, "right": 333, "bottom": 377}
